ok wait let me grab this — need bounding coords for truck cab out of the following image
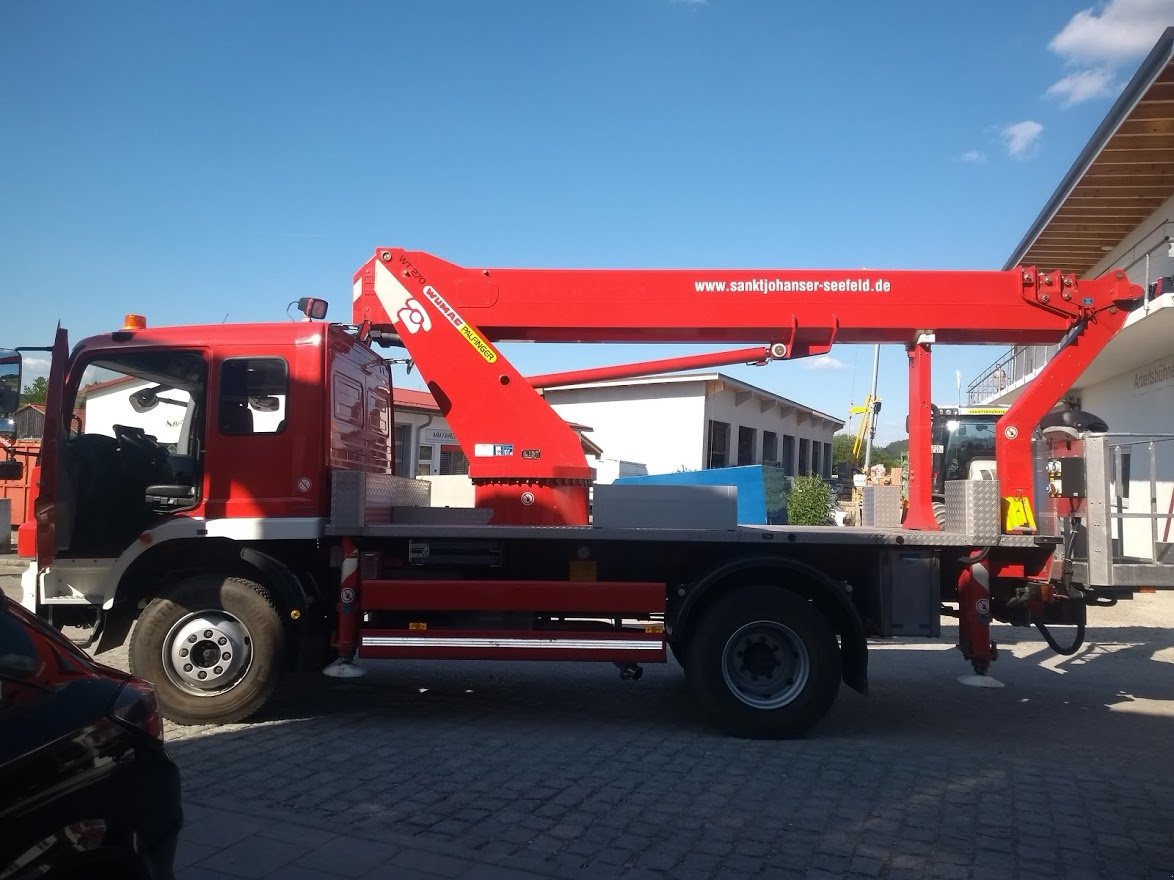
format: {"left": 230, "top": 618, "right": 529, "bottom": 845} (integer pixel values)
{"left": 27, "top": 316, "right": 392, "bottom": 660}
{"left": 929, "top": 405, "right": 1007, "bottom": 525}
{"left": 0, "top": 349, "right": 21, "bottom": 481}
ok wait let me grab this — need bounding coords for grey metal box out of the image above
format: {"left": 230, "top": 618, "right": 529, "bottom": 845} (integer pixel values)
{"left": 593, "top": 483, "right": 738, "bottom": 529}
{"left": 331, "top": 471, "right": 432, "bottom": 529}
{"left": 943, "top": 480, "right": 1000, "bottom": 542}
{"left": 881, "top": 550, "right": 941, "bottom": 637}
{"left": 861, "top": 486, "right": 902, "bottom": 528}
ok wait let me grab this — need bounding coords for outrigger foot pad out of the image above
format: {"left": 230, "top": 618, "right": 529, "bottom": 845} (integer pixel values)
{"left": 322, "top": 658, "right": 367, "bottom": 679}
{"left": 957, "top": 673, "right": 1004, "bottom": 689}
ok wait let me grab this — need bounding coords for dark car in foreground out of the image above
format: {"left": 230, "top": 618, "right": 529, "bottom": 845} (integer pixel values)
{"left": 1, "top": 595, "right": 182, "bottom": 880}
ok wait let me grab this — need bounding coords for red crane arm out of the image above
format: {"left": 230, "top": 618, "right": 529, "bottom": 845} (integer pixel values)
{"left": 355, "top": 249, "right": 1136, "bottom": 347}
{"left": 352, "top": 248, "right": 1142, "bottom": 528}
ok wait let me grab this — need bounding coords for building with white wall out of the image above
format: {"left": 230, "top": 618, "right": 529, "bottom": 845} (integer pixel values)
{"left": 970, "top": 29, "right": 1174, "bottom": 559}
{"left": 541, "top": 372, "right": 843, "bottom": 478}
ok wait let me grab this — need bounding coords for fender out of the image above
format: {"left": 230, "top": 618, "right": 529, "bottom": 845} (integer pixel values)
{"left": 238, "top": 547, "right": 314, "bottom": 613}
{"left": 672, "top": 554, "right": 868, "bottom": 694}
{"left": 86, "top": 516, "right": 323, "bottom": 654}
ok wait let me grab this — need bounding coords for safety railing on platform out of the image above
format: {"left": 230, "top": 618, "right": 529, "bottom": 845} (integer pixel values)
{"left": 1081, "top": 433, "right": 1174, "bottom": 588}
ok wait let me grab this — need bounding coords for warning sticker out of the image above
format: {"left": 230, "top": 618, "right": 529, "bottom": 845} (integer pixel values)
{"left": 474, "top": 443, "right": 515, "bottom": 457}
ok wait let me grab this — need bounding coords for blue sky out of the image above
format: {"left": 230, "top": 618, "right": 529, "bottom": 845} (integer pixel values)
{"left": 3, "top": 0, "right": 1171, "bottom": 443}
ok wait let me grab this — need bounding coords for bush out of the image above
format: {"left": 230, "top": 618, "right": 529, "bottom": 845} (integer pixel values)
{"left": 785, "top": 475, "right": 837, "bottom": 526}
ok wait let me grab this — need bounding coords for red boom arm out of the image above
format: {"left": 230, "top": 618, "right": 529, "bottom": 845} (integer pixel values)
{"left": 353, "top": 249, "right": 1141, "bottom": 527}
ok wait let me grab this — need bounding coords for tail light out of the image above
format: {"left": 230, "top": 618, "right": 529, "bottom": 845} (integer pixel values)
{"left": 109, "top": 678, "right": 165, "bottom": 741}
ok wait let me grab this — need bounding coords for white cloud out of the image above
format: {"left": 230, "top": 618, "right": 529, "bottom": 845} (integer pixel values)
{"left": 803, "top": 355, "right": 847, "bottom": 371}
{"left": 1045, "top": 68, "right": 1118, "bottom": 105}
{"left": 1001, "top": 121, "right": 1044, "bottom": 158}
{"left": 19, "top": 357, "right": 51, "bottom": 383}
{"left": 1049, "top": 0, "right": 1174, "bottom": 65}
{"left": 1045, "top": 0, "right": 1173, "bottom": 107}
{"left": 958, "top": 149, "right": 987, "bottom": 164}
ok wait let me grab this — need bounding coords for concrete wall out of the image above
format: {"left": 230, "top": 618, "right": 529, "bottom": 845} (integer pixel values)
{"left": 546, "top": 378, "right": 838, "bottom": 478}
{"left": 545, "top": 381, "right": 708, "bottom": 475}
{"left": 1080, "top": 355, "right": 1174, "bottom": 558}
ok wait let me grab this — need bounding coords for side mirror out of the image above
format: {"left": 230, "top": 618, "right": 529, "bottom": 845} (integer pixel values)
{"left": 297, "top": 297, "right": 328, "bottom": 321}
{"left": 248, "top": 395, "right": 281, "bottom": 413}
{"left": 130, "top": 387, "right": 159, "bottom": 413}
{"left": 0, "top": 350, "right": 21, "bottom": 417}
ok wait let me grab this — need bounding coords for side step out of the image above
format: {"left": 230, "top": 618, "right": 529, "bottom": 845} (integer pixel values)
{"left": 359, "top": 629, "right": 665, "bottom": 662}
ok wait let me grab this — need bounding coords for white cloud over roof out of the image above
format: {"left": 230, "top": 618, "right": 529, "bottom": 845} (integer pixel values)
{"left": 1046, "top": 0, "right": 1173, "bottom": 105}
{"left": 1001, "top": 121, "right": 1044, "bottom": 158}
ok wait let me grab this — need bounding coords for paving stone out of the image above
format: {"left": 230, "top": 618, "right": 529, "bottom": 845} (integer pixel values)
{"left": 71, "top": 598, "right": 1174, "bottom": 880}
{"left": 294, "top": 836, "right": 401, "bottom": 878}
{"left": 198, "top": 835, "right": 308, "bottom": 878}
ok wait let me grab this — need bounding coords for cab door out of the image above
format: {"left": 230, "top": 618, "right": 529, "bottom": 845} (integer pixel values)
{"left": 201, "top": 342, "right": 325, "bottom": 521}
{"left": 35, "top": 328, "right": 69, "bottom": 571}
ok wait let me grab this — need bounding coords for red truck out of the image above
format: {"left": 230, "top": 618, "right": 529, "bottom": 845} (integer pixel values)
{"left": 3, "top": 249, "right": 1166, "bottom": 738}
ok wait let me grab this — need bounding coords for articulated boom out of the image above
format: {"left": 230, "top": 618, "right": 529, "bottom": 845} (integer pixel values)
{"left": 354, "top": 250, "right": 1142, "bottom": 528}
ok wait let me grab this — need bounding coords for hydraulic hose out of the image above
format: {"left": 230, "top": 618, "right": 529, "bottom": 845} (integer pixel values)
{"left": 1033, "top": 613, "right": 1086, "bottom": 656}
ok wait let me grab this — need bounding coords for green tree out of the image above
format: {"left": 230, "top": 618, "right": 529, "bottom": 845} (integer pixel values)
{"left": 832, "top": 431, "right": 904, "bottom": 474}
{"left": 786, "top": 475, "right": 836, "bottom": 526}
{"left": 831, "top": 433, "right": 856, "bottom": 472}
{"left": 21, "top": 376, "right": 48, "bottom": 405}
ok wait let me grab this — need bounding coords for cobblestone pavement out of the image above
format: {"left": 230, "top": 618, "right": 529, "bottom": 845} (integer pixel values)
{"left": 4, "top": 561, "right": 1174, "bottom": 879}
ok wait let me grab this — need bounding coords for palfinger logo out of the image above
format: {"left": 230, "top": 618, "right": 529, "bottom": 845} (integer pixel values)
{"left": 397, "top": 298, "right": 432, "bottom": 334}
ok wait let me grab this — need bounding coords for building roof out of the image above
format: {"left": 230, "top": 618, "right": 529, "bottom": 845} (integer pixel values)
{"left": 393, "top": 387, "right": 441, "bottom": 411}
{"left": 541, "top": 371, "right": 845, "bottom": 427}
{"left": 1005, "top": 28, "right": 1174, "bottom": 275}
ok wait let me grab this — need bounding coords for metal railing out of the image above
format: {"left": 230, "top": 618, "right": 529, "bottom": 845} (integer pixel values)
{"left": 1081, "top": 433, "right": 1174, "bottom": 587}
{"left": 967, "top": 344, "right": 1060, "bottom": 404}
{"left": 968, "top": 223, "right": 1174, "bottom": 405}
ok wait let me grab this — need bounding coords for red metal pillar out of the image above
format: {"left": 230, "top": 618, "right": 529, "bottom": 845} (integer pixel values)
{"left": 904, "top": 339, "right": 939, "bottom": 530}
{"left": 336, "top": 538, "right": 360, "bottom": 662}
{"left": 957, "top": 552, "right": 996, "bottom": 673}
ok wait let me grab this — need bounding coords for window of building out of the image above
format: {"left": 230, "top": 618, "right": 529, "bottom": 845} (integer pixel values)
{"left": 823, "top": 442, "right": 833, "bottom": 478}
{"left": 707, "top": 420, "right": 730, "bottom": 469}
{"left": 799, "top": 438, "right": 811, "bottom": 475}
{"left": 812, "top": 441, "right": 821, "bottom": 478}
{"left": 220, "top": 358, "right": 288, "bottom": 436}
{"left": 438, "top": 444, "right": 470, "bottom": 475}
{"left": 394, "top": 423, "right": 412, "bottom": 476}
{"left": 763, "top": 431, "right": 779, "bottom": 465}
{"left": 737, "top": 426, "right": 757, "bottom": 466}
{"left": 782, "top": 435, "right": 795, "bottom": 475}
{"left": 417, "top": 444, "right": 433, "bottom": 476}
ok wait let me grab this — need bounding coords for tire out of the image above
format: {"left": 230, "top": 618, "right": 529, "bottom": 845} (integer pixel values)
{"left": 933, "top": 501, "right": 947, "bottom": 529}
{"left": 129, "top": 575, "right": 285, "bottom": 725}
{"left": 669, "top": 641, "right": 688, "bottom": 671}
{"left": 685, "top": 586, "right": 841, "bottom": 739}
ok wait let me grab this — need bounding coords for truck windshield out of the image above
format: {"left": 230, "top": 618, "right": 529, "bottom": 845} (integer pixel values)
{"left": 75, "top": 353, "right": 206, "bottom": 455}
{"left": 933, "top": 416, "right": 999, "bottom": 484}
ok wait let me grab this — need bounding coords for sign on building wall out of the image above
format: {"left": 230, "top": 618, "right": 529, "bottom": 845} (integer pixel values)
{"left": 1133, "top": 357, "right": 1174, "bottom": 392}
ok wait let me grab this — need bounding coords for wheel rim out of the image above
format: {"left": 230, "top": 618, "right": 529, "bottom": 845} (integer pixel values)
{"left": 721, "top": 619, "right": 810, "bottom": 709}
{"left": 162, "top": 611, "right": 254, "bottom": 697}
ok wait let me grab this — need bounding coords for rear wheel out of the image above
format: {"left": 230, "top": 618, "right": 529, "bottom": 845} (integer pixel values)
{"left": 933, "top": 501, "right": 947, "bottom": 529}
{"left": 686, "top": 586, "right": 841, "bottom": 738}
{"left": 130, "top": 575, "right": 284, "bottom": 725}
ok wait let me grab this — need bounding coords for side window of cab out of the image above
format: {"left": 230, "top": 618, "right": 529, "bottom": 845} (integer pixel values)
{"left": 219, "top": 358, "right": 289, "bottom": 436}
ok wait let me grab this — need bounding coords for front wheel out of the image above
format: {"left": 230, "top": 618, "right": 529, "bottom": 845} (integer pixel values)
{"left": 130, "top": 575, "right": 285, "bottom": 725}
{"left": 685, "top": 586, "right": 841, "bottom": 738}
